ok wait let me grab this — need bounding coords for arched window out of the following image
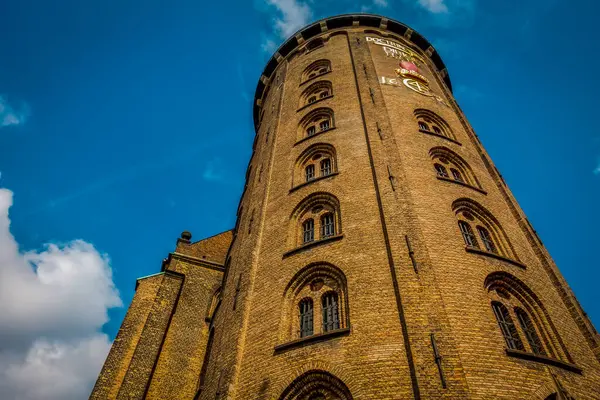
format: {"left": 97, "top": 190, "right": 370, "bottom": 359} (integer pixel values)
{"left": 299, "top": 81, "right": 333, "bottom": 108}
{"left": 299, "top": 298, "right": 314, "bottom": 338}
{"left": 515, "top": 307, "right": 546, "bottom": 355}
{"left": 299, "top": 108, "right": 334, "bottom": 141}
{"left": 434, "top": 163, "right": 448, "bottom": 178}
{"left": 414, "top": 109, "right": 456, "bottom": 142}
{"left": 458, "top": 220, "right": 478, "bottom": 248}
{"left": 492, "top": 301, "right": 524, "bottom": 350}
{"left": 322, "top": 292, "right": 340, "bottom": 332}
{"left": 290, "top": 192, "right": 341, "bottom": 249}
{"left": 429, "top": 147, "right": 483, "bottom": 190}
{"left": 303, "top": 219, "right": 314, "bottom": 243}
{"left": 320, "top": 158, "right": 331, "bottom": 176}
{"left": 485, "top": 272, "right": 572, "bottom": 362}
{"left": 280, "top": 263, "right": 349, "bottom": 343}
{"left": 292, "top": 143, "right": 338, "bottom": 189}
{"left": 278, "top": 370, "right": 353, "bottom": 400}
{"left": 450, "top": 168, "right": 464, "bottom": 183}
{"left": 302, "top": 60, "right": 331, "bottom": 82}
{"left": 477, "top": 226, "right": 497, "bottom": 253}
{"left": 321, "top": 213, "right": 335, "bottom": 238}
{"left": 305, "top": 165, "right": 315, "bottom": 181}
{"left": 452, "top": 198, "right": 517, "bottom": 260}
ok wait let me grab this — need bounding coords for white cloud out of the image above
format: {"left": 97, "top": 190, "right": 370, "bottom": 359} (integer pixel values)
{"left": 261, "top": 38, "right": 278, "bottom": 54}
{"left": 374, "top": 0, "right": 389, "bottom": 7}
{"left": 0, "top": 96, "right": 28, "bottom": 128}
{"left": 418, "top": 0, "right": 449, "bottom": 13}
{"left": 266, "top": 0, "right": 313, "bottom": 39}
{"left": 0, "top": 188, "right": 122, "bottom": 399}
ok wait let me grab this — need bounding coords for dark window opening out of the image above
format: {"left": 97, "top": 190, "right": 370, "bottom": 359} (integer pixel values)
{"left": 307, "top": 126, "right": 316, "bottom": 136}
{"left": 516, "top": 308, "right": 546, "bottom": 356}
{"left": 459, "top": 220, "right": 479, "bottom": 248}
{"left": 308, "top": 96, "right": 317, "bottom": 104}
{"left": 477, "top": 226, "right": 497, "bottom": 254}
{"left": 320, "top": 158, "right": 332, "bottom": 176}
{"left": 305, "top": 165, "right": 315, "bottom": 181}
{"left": 492, "top": 302, "right": 524, "bottom": 350}
{"left": 322, "top": 292, "right": 340, "bottom": 332}
{"left": 418, "top": 121, "right": 429, "bottom": 131}
{"left": 299, "top": 299, "right": 314, "bottom": 338}
{"left": 432, "top": 126, "right": 442, "bottom": 134}
{"left": 303, "top": 219, "right": 315, "bottom": 243}
{"left": 319, "top": 120, "right": 330, "bottom": 131}
{"left": 321, "top": 213, "right": 335, "bottom": 238}
{"left": 451, "top": 168, "right": 464, "bottom": 183}
{"left": 434, "top": 163, "right": 448, "bottom": 178}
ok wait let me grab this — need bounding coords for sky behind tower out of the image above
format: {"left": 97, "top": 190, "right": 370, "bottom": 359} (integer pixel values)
{"left": 1, "top": 0, "right": 599, "bottom": 398}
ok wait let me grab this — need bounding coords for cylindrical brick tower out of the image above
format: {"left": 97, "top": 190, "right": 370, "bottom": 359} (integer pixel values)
{"left": 193, "top": 14, "right": 600, "bottom": 400}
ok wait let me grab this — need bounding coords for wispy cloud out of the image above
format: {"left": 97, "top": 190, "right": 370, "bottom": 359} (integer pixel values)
{"left": 418, "top": 0, "right": 449, "bottom": 13}
{"left": 0, "top": 96, "right": 29, "bottom": 128}
{"left": 261, "top": 0, "right": 313, "bottom": 52}
{"left": 594, "top": 163, "right": 600, "bottom": 176}
{"left": 361, "top": 0, "right": 389, "bottom": 13}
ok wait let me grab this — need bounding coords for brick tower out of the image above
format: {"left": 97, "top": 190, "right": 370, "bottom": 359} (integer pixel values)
{"left": 91, "top": 14, "right": 600, "bottom": 400}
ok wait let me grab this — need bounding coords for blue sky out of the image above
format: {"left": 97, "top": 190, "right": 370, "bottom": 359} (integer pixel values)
{"left": 0, "top": 0, "right": 598, "bottom": 398}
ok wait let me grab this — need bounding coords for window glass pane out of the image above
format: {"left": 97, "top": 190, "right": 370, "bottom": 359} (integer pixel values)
{"left": 320, "top": 159, "right": 331, "bottom": 176}
{"left": 492, "top": 302, "right": 524, "bottom": 350}
{"left": 419, "top": 121, "right": 429, "bottom": 130}
{"left": 299, "top": 299, "right": 314, "bottom": 338}
{"left": 477, "top": 226, "right": 497, "bottom": 253}
{"left": 303, "top": 219, "right": 314, "bottom": 243}
{"left": 451, "top": 168, "right": 464, "bottom": 183}
{"left": 459, "top": 221, "right": 479, "bottom": 248}
{"left": 307, "top": 126, "right": 316, "bottom": 136}
{"left": 319, "top": 120, "right": 330, "bottom": 131}
{"left": 308, "top": 96, "right": 317, "bottom": 104}
{"left": 322, "top": 292, "right": 340, "bottom": 332}
{"left": 305, "top": 165, "right": 315, "bottom": 181}
{"left": 432, "top": 126, "right": 442, "bottom": 134}
{"left": 435, "top": 164, "right": 448, "bottom": 178}
{"left": 516, "top": 308, "right": 546, "bottom": 355}
{"left": 321, "top": 213, "right": 335, "bottom": 238}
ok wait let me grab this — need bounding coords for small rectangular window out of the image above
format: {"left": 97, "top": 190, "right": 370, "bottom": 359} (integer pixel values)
{"left": 303, "top": 219, "right": 314, "bottom": 243}
{"left": 307, "top": 126, "right": 316, "bottom": 136}
{"left": 451, "top": 169, "right": 464, "bottom": 183}
{"left": 459, "top": 221, "right": 478, "bottom": 248}
{"left": 321, "top": 214, "right": 335, "bottom": 238}
{"left": 319, "top": 120, "right": 330, "bottom": 131}
{"left": 477, "top": 226, "right": 497, "bottom": 253}
{"left": 322, "top": 293, "right": 340, "bottom": 332}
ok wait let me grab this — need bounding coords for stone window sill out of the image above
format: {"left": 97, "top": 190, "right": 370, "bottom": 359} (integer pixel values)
{"left": 274, "top": 327, "right": 350, "bottom": 353}
{"left": 437, "top": 176, "right": 487, "bottom": 195}
{"left": 294, "top": 127, "right": 336, "bottom": 146}
{"left": 290, "top": 172, "right": 339, "bottom": 193}
{"left": 300, "top": 70, "right": 332, "bottom": 86}
{"left": 297, "top": 95, "right": 334, "bottom": 112}
{"left": 465, "top": 247, "right": 527, "bottom": 269}
{"left": 419, "top": 129, "right": 462, "bottom": 146}
{"left": 505, "top": 349, "right": 582, "bottom": 374}
{"left": 283, "top": 234, "right": 344, "bottom": 258}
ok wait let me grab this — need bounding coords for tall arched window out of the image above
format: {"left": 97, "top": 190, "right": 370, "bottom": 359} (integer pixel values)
{"left": 429, "top": 147, "right": 483, "bottom": 191}
{"left": 299, "top": 108, "right": 334, "bottom": 141}
{"left": 299, "top": 298, "right": 314, "bottom": 338}
{"left": 302, "top": 60, "right": 331, "bottom": 82}
{"left": 299, "top": 81, "right": 333, "bottom": 108}
{"left": 485, "top": 272, "right": 572, "bottom": 363}
{"left": 414, "top": 109, "right": 456, "bottom": 142}
{"left": 279, "top": 263, "right": 349, "bottom": 344}
{"left": 515, "top": 307, "right": 545, "bottom": 355}
{"left": 321, "top": 213, "right": 335, "bottom": 238}
{"left": 492, "top": 301, "right": 524, "bottom": 350}
{"left": 293, "top": 143, "right": 338, "bottom": 189}
{"left": 458, "top": 220, "right": 478, "bottom": 248}
{"left": 452, "top": 198, "right": 517, "bottom": 261}
{"left": 322, "top": 292, "right": 340, "bottom": 332}
{"left": 303, "top": 219, "right": 314, "bottom": 243}
{"left": 278, "top": 370, "right": 353, "bottom": 400}
{"left": 290, "top": 193, "right": 341, "bottom": 249}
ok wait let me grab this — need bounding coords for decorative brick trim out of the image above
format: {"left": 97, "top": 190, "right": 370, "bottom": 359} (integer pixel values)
{"left": 297, "top": 94, "right": 334, "bottom": 112}
{"left": 294, "top": 127, "right": 336, "bottom": 147}
{"left": 419, "top": 128, "right": 462, "bottom": 146}
{"left": 283, "top": 235, "right": 344, "bottom": 258}
{"left": 437, "top": 176, "right": 487, "bottom": 195}
{"left": 466, "top": 247, "right": 527, "bottom": 269}
{"left": 505, "top": 349, "right": 582, "bottom": 374}
{"left": 274, "top": 327, "right": 351, "bottom": 353}
{"left": 290, "top": 172, "right": 339, "bottom": 193}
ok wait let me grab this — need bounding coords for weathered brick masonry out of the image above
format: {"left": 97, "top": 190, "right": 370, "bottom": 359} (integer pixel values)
{"left": 91, "top": 14, "right": 600, "bottom": 400}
